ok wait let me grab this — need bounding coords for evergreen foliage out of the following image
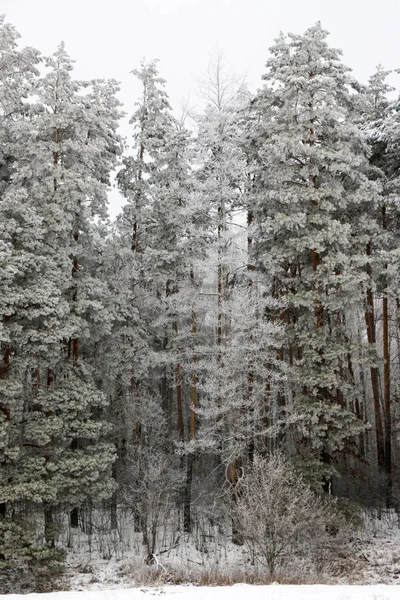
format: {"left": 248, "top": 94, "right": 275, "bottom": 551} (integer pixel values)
{"left": 2, "top": 15, "right": 400, "bottom": 589}
{"left": 248, "top": 23, "right": 381, "bottom": 480}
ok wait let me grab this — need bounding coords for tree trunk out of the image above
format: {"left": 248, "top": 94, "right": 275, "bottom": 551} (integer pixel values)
{"left": 132, "top": 142, "right": 144, "bottom": 251}
{"left": 0, "top": 343, "right": 10, "bottom": 381}
{"left": 0, "top": 330, "right": 10, "bottom": 517}
{"left": 70, "top": 507, "right": 79, "bottom": 529}
{"left": 381, "top": 205, "right": 392, "bottom": 506}
{"left": 184, "top": 281, "right": 197, "bottom": 533}
{"left": 69, "top": 243, "right": 80, "bottom": 527}
{"left": 44, "top": 505, "right": 56, "bottom": 547}
{"left": 217, "top": 197, "right": 226, "bottom": 404}
{"left": 365, "top": 242, "right": 385, "bottom": 469}
{"left": 71, "top": 251, "right": 79, "bottom": 362}
{"left": 247, "top": 210, "right": 255, "bottom": 461}
{"left": 229, "top": 458, "right": 243, "bottom": 545}
{"left": 383, "top": 293, "right": 391, "bottom": 487}
{"left": 110, "top": 458, "right": 118, "bottom": 530}
{"left": 311, "top": 248, "right": 323, "bottom": 329}
{"left": 70, "top": 419, "right": 80, "bottom": 528}
{"left": 173, "top": 320, "right": 184, "bottom": 443}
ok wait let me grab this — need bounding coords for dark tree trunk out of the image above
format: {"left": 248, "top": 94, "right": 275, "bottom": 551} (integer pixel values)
{"left": 183, "top": 289, "right": 197, "bottom": 533}
{"left": 183, "top": 453, "right": 194, "bottom": 534}
{"left": 70, "top": 507, "right": 79, "bottom": 529}
{"left": 229, "top": 459, "right": 243, "bottom": 545}
{"left": 365, "top": 242, "right": 385, "bottom": 469}
{"left": 381, "top": 205, "right": 392, "bottom": 506}
{"left": 174, "top": 321, "right": 184, "bottom": 443}
{"left": 44, "top": 505, "right": 56, "bottom": 548}
{"left": 0, "top": 326, "right": 11, "bottom": 517}
{"left": 110, "top": 459, "right": 118, "bottom": 530}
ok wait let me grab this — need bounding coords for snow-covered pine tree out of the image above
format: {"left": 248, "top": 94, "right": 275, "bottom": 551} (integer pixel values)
{"left": 34, "top": 44, "right": 122, "bottom": 530}
{"left": 116, "top": 60, "right": 203, "bottom": 539}
{"left": 0, "top": 15, "right": 40, "bottom": 445}
{"left": 248, "top": 23, "right": 381, "bottom": 489}
{"left": 1, "top": 38, "right": 122, "bottom": 569}
{"left": 0, "top": 18, "right": 52, "bottom": 586}
{"left": 0, "top": 16, "right": 40, "bottom": 420}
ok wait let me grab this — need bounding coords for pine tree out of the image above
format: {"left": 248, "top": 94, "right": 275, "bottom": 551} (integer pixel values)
{"left": 0, "top": 38, "right": 121, "bottom": 572}
{"left": 0, "top": 17, "right": 44, "bottom": 570}
{"left": 116, "top": 60, "right": 201, "bottom": 538}
{"left": 249, "top": 23, "right": 381, "bottom": 487}
{"left": 0, "top": 17, "right": 40, "bottom": 427}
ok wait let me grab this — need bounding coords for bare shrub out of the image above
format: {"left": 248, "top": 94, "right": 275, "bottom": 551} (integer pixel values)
{"left": 232, "top": 453, "right": 342, "bottom": 576}
{"left": 124, "top": 450, "right": 183, "bottom": 563}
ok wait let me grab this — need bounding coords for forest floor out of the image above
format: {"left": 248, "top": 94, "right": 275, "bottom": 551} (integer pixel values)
{"left": 55, "top": 510, "right": 400, "bottom": 591}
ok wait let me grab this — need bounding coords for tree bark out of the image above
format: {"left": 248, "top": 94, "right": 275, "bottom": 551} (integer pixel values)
{"left": 44, "top": 505, "right": 55, "bottom": 547}
{"left": 110, "top": 457, "right": 118, "bottom": 530}
{"left": 365, "top": 242, "right": 385, "bottom": 469}
{"left": 184, "top": 276, "right": 197, "bottom": 533}
{"left": 382, "top": 293, "right": 392, "bottom": 506}
{"left": 247, "top": 210, "right": 255, "bottom": 461}
{"left": 382, "top": 206, "right": 392, "bottom": 506}
{"left": 132, "top": 142, "right": 144, "bottom": 252}
{"left": 0, "top": 319, "right": 11, "bottom": 517}
{"left": 173, "top": 320, "right": 184, "bottom": 443}
{"left": 70, "top": 236, "right": 80, "bottom": 526}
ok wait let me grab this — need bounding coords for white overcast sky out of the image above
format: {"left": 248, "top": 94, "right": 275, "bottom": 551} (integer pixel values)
{"left": 2, "top": 0, "right": 400, "bottom": 217}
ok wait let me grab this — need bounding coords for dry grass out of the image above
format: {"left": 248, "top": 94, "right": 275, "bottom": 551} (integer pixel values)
{"left": 117, "top": 559, "right": 335, "bottom": 587}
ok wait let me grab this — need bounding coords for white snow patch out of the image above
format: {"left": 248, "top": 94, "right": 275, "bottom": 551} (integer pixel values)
{"left": 2, "top": 585, "right": 400, "bottom": 600}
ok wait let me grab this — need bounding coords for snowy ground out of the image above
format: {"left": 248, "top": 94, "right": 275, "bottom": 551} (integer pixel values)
{"left": 5, "top": 509, "right": 400, "bottom": 595}
{"left": 57, "top": 509, "right": 400, "bottom": 590}
{"left": 3, "top": 585, "right": 400, "bottom": 600}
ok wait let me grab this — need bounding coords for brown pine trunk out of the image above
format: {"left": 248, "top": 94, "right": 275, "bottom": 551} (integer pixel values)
{"left": 0, "top": 344, "right": 10, "bottom": 381}
{"left": 131, "top": 376, "right": 143, "bottom": 532}
{"left": 173, "top": 320, "right": 184, "bottom": 443}
{"left": 365, "top": 242, "right": 385, "bottom": 469}
{"left": 44, "top": 505, "right": 55, "bottom": 547}
{"left": 277, "top": 301, "right": 286, "bottom": 441}
{"left": 70, "top": 506, "right": 79, "bottom": 528}
{"left": 70, "top": 235, "right": 80, "bottom": 526}
{"left": 0, "top": 318, "right": 11, "bottom": 517}
{"left": 382, "top": 293, "right": 392, "bottom": 505}
{"left": 184, "top": 278, "right": 197, "bottom": 533}
{"left": 229, "top": 458, "right": 243, "bottom": 545}
{"left": 132, "top": 142, "right": 144, "bottom": 251}
{"left": 110, "top": 458, "right": 118, "bottom": 530}
{"left": 70, "top": 437, "right": 79, "bottom": 527}
{"left": 217, "top": 262, "right": 223, "bottom": 367}
{"left": 247, "top": 210, "right": 255, "bottom": 461}
{"left": 47, "top": 368, "right": 54, "bottom": 387}
{"left": 312, "top": 249, "right": 323, "bottom": 329}
{"left": 309, "top": 111, "right": 323, "bottom": 331}
{"left": 268, "top": 278, "right": 281, "bottom": 454}
{"left": 381, "top": 203, "right": 392, "bottom": 504}
{"left": 71, "top": 250, "right": 79, "bottom": 362}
